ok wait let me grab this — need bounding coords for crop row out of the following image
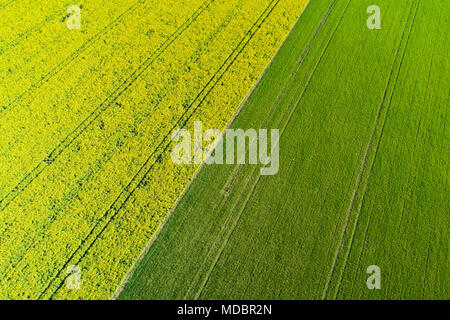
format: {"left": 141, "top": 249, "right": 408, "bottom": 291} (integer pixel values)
{"left": 0, "top": 0, "right": 306, "bottom": 299}
{"left": 0, "top": 0, "right": 205, "bottom": 199}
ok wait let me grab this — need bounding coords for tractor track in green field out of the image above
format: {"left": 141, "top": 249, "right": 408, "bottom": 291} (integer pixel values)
{"left": 189, "top": 0, "right": 352, "bottom": 299}
{"left": 0, "top": 0, "right": 217, "bottom": 294}
{"left": 342, "top": 0, "right": 421, "bottom": 299}
{"left": 196, "top": 173, "right": 263, "bottom": 299}
{"left": 39, "top": 0, "right": 280, "bottom": 299}
{"left": 115, "top": 0, "right": 292, "bottom": 300}
{"left": 323, "top": 0, "right": 421, "bottom": 300}
{"left": 418, "top": 35, "right": 441, "bottom": 300}
{"left": 277, "top": 0, "right": 351, "bottom": 152}
{"left": 290, "top": 0, "right": 338, "bottom": 79}
{"left": 235, "top": 0, "right": 352, "bottom": 300}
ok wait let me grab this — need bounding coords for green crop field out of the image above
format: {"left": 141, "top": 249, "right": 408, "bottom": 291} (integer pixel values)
{"left": 118, "top": 0, "right": 448, "bottom": 300}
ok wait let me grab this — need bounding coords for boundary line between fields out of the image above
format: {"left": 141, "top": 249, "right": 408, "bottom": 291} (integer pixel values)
{"left": 41, "top": 0, "right": 280, "bottom": 300}
{"left": 1, "top": 0, "right": 147, "bottom": 113}
{"left": 192, "top": 0, "right": 350, "bottom": 298}
{"left": 111, "top": 0, "right": 311, "bottom": 300}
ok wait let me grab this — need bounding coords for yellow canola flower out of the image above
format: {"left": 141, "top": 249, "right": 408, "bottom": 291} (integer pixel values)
{"left": 0, "top": 0, "right": 309, "bottom": 299}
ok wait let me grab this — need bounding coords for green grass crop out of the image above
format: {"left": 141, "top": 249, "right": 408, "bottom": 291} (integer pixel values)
{"left": 118, "top": 0, "right": 448, "bottom": 300}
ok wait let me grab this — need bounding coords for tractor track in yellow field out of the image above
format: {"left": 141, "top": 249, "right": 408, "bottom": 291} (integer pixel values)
{"left": 0, "top": 0, "right": 215, "bottom": 212}
{"left": 1, "top": 0, "right": 146, "bottom": 112}
{"left": 40, "top": 0, "right": 280, "bottom": 299}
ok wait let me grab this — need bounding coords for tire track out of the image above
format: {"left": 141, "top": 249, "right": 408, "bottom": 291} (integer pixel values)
{"left": 0, "top": 0, "right": 215, "bottom": 212}
{"left": 322, "top": 0, "right": 420, "bottom": 300}
{"left": 185, "top": 163, "right": 259, "bottom": 299}
{"left": 39, "top": 0, "right": 279, "bottom": 299}
{"left": 116, "top": 0, "right": 313, "bottom": 299}
{"left": 264, "top": 0, "right": 338, "bottom": 125}
{"left": 334, "top": 0, "right": 420, "bottom": 299}
{"left": 290, "top": 0, "right": 338, "bottom": 78}
{"left": 0, "top": 0, "right": 244, "bottom": 285}
{"left": 196, "top": 173, "right": 263, "bottom": 299}
{"left": 193, "top": 0, "right": 352, "bottom": 298}
{"left": 381, "top": 46, "right": 436, "bottom": 300}
{"left": 348, "top": 202, "right": 373, "bottom": 299}
{"left": 281, "top": 0, "right": 351, "bottom": 139}
{"left": 1, "top": 0, "right": 147, "bottom": 112}
{"left": 0, "top": 1, "right": 74, "bottom": 55}
{"left": 314, "top": 30, "right": 374, "bottom": 299}
{"left": 0, "top": 0, "right": 17, "bottom": 11}
{"left": 220, "top": 0, "right": 339, "bottom": 197}
{"left": 321, "top": 0, "right": 416, "bottom": 298}
{"left": 315, "top": 0, "right": 391, "bottom": 295}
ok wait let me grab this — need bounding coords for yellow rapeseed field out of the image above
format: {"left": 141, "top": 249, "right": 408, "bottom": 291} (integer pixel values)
{"left": 0, "top": 0, "right": 308, "bottom": 299}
